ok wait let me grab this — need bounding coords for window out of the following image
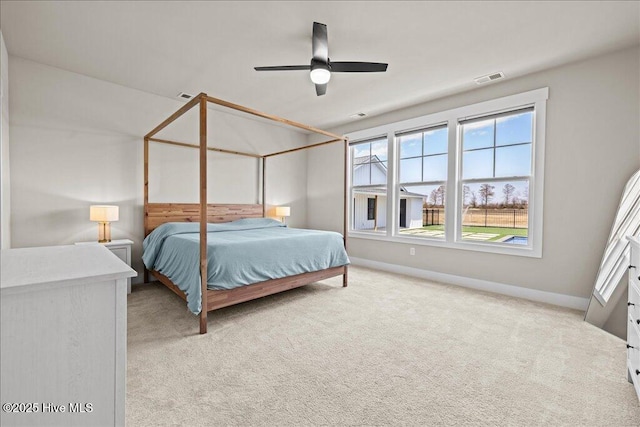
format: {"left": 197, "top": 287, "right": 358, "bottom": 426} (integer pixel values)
{"left": 351, "top": 137, "right": 388, "bottom": 233}
{"left": 460, "top": 109, "right": 532, "bottom": 244}
{"left": 397, "top": 125, "right": 448, "bottom": 239}
{"left": 347, "top": 88, "right": 547, "bottom": 257}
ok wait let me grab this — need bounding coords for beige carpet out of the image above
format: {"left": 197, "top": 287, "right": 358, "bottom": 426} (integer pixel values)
{"left": 127, "top": 266, "right": 639, "bottom": 426}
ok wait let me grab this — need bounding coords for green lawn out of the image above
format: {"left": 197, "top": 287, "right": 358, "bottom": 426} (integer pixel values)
{"left": 421, "top": 225, "right": 527, "bottom": 241}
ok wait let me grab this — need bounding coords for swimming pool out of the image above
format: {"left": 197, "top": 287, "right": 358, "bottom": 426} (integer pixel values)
{"left": 504, "top": 236, "right": 528, "bottom": 245}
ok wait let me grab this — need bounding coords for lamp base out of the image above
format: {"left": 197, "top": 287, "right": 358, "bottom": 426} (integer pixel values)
{"left": 98, "top": 222, "right": 112, "bottom": 243}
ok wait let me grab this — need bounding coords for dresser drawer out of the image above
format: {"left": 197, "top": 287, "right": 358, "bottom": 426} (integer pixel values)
{"left": 628, "top": 313, "right": 640, "bottom": 399}
{"left": 629, "top": 312, "right": 640, "bottom": 346}
{"left": 631, "top": 241, "right": 640, "bottom": 277}
{"left": 631, "top": 265, "right": 640, "bottom": 292}
{"left": 630, "top": 279, "right": 640, "bottom": 323}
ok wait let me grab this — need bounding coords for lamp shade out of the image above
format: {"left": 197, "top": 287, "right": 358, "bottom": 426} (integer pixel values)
{"left": 275, "top": 206, "right": 291, "bottom": 217}
{"left": 90, "top": 205, "right": 119, "bottom": 222}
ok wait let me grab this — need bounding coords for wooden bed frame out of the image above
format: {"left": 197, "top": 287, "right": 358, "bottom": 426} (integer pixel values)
{"left": 144, "top": 93, "right": 349, "bottom": 334}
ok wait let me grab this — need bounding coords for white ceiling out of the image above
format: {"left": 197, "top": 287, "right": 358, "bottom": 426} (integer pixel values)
{"left": 1, "top": 1, "right": 638, "bottom": 129}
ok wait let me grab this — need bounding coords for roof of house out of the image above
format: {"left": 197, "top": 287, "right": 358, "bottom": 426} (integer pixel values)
{"left": 353, "top": 187, "right": 424, "bottom": 199}
{"left": 353, "top": 155, "right": 385, "bottom": 167}
{"left": 353, "top": 155, "right": 425, "bottom": 198}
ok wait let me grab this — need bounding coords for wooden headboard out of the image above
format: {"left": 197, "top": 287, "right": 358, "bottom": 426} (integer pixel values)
{"left": 145, "top": 203, "right": 264, "bottom": 235}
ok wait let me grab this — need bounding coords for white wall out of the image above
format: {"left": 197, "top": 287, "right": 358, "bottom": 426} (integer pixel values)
{"left": 353, "top": 194, "right": 387, "bottom": 231}
{"left": 9, "top": 56, "right": 309, "bottom": 282}
{"left": 407, "top": 198, "right": 423, "bottom": 229}
{"left": 0, "top": 32, "right": 10, "bottom": 249}
{"left": 307, "top": 46, "right": 640, "bottom": 300}
{"left": 264, "top": 151, "right": 308, "bottom": 223}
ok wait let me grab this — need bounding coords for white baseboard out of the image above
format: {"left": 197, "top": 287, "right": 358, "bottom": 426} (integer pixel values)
{"left": 349, "top": 257, "right": 589, "bottom": 311}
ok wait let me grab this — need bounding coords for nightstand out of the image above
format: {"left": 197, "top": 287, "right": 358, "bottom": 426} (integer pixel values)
{"left": 75, "top": 239, "right": 134, "bottom": 293}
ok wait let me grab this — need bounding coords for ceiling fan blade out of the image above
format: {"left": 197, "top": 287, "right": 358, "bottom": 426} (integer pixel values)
{"left": 315, "top": 83, "right": 327, "bottom": 96}
{"left": 330, "top": 62, "right": 388, "bottom": 72}
{"left": 254, "top": 65, "right": 310, "bottom": 71}
{"left": 312, "top": 22, "right": 328, "bottom": 62}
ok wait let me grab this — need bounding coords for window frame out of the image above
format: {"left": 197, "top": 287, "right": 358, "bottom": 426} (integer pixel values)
{"left": 349, "top": 136, "right": 389, "bottom": 234}
{"left": 458, "top": 108, "right": 534, "bottom": 247}
{"left": 396, "top": 124, "right": 449, "bottom": 239}
{"left": 346, "top": 88, "right": 548, "bottom": 258}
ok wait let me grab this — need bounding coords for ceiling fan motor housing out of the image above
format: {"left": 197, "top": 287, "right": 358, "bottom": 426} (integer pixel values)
{"left": 310, "top": 58, "right": 331, "bottom": 84}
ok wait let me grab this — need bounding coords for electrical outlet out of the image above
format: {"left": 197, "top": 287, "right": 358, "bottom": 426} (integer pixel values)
{"left": 409, "top": 247, "right": 415, "bottom": 256}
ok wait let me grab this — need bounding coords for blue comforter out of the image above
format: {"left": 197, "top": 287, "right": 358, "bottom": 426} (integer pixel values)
{"left": 142, "top": 218, "right": 350, "bottom": 314}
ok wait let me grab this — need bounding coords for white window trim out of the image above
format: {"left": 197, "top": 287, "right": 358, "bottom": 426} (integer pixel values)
{"left": 347, "top": 88, "right": 548, "bottom": 258}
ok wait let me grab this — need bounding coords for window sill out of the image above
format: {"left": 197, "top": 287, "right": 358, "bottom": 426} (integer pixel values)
{"left": 348, "top": 231, "right": 542, "bottom": 258}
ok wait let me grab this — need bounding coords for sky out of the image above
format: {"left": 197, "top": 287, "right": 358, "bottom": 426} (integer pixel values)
{"left": 352, "top": 111, "right": 532, "bottom": 206}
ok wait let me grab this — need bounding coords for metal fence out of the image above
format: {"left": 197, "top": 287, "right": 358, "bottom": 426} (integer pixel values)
{"left": 423, "top": 209, "right": 444, "bottom": 226}
{"left": 424, "top": 208, "right": 528, "bottom": 229}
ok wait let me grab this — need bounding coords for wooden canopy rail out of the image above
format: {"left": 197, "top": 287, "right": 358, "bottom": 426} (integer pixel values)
{"left": 144, "top": 92, "right": 349, "bottom": 334}
{"left": 148, "top": 137, "right": 262, "bottom": 159}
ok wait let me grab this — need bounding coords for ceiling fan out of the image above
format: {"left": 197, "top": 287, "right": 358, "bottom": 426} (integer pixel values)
{"left": 254, "top": 22, "right": 388, "bottom": 96}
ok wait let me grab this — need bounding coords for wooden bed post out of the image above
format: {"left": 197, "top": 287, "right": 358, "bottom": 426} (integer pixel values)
{"left": 199, "top": 94, "right": 208, "bottom": 334}
{"left": 343, "top": 138, "right": 349, "bottom": 287}
{"left": 143, "top": 137, "right": 150, "bottom": 284}
{"left": 262, "top": 157, "right": 266, "bottom": 217}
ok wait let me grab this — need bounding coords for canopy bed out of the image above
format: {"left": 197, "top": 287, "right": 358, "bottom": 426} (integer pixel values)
{"left": 143, "top": 93, "right": 349, "bottom": 334}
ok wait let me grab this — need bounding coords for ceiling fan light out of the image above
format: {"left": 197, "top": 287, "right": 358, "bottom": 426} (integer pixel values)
{"left": 310, "top": 67, "right": 331, "bottom": 84}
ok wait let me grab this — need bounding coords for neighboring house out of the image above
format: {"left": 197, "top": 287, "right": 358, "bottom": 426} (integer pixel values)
{"left": 352, "top": 156, "right": 424, "bottom": 231}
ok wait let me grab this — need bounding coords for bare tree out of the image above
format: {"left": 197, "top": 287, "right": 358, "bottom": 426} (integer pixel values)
{"left": 436, "top": 185, "right": 445, "bottom": 206}
{"left": 502, "top": 183, "right": 515, "bottom": 206}
{"left": 463, "top": 185, "right": 471, "bottom": 206}
{"left": 470, "top": 191, "right": 478, "bottom": 208}
{"left": 478, "top": 183, "right": 495, "bottom": 207}
{"left": 429, "top": 185, "right": 446, "bottom": 206}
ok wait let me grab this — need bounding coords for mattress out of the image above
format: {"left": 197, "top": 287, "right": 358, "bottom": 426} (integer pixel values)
{"left": 142, "top": 218, "right": 350, "bottom": 314}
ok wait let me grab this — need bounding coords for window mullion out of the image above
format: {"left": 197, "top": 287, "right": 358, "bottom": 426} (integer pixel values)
{"left": 461, "top": 175, "right": 531, "bottom": 185}
{"left": 421, "top": 132, "right": 425, "bottom": 182}
{"left": 387, "top": 132, "right": 396, "bottom": 237}
{"left": 445, "top": 118, "right": 458, "bottom": 243}
{"left": 369, "top": 144, "right": 373, "bottom": 185}
{"left": 492, "top": 119, "right": 497, "bottom": 178}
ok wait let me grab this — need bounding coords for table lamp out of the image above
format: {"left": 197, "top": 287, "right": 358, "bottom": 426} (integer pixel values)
{"left": 275, "top": 206, "right": 290, "bottom": 224}
{"left": 90, "top": 205, "right": 119, "bottom": 242}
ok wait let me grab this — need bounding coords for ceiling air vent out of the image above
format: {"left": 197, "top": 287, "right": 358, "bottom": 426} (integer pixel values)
{"left": 177, "top": 92, "right": 194, "bottom": 100}
{"left": 474, "top": 72, "right": 505, "bottom": 85}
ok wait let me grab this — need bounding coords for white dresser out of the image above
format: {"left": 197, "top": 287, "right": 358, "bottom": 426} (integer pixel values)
{"left": 627, "top": 236, "right": 640, "bottom": 401}
{"left": 0, "top": 245, "right": 136, "bottom": 426}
